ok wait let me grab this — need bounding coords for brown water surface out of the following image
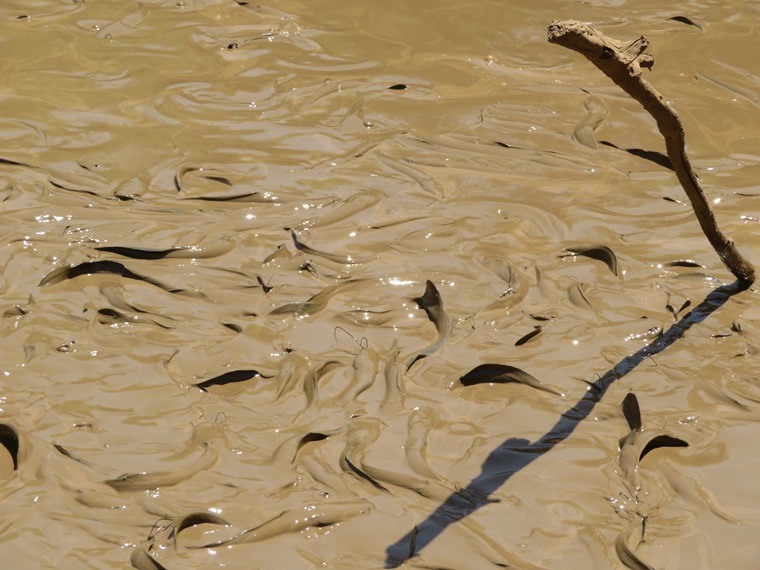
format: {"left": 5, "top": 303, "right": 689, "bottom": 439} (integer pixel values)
{"left": 0, "top": 1, "right": 758, "bottom": 568}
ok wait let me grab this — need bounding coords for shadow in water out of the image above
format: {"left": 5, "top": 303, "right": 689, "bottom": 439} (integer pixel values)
{"left": 385, "top": 279, "right": 749, "bottom": 567}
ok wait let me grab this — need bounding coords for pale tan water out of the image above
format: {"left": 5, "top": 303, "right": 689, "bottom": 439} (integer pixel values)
{"left": 0, "top": 0, "right": 758, "bottom": 568}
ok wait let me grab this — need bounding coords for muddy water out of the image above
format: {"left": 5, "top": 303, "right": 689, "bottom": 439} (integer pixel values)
{"left": 0, "top": 0, "right": 758, "bottom": 568}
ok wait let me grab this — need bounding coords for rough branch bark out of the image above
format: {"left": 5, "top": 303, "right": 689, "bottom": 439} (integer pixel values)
{"left": 547, "top": 20, "right": 755, "bottom": 285}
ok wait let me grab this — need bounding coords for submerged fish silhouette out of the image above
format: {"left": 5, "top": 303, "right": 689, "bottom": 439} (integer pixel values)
{"left": 406, "top": 280, "right": 452, "bottom": 370}
{"left": 460, "top": 363, "right": 563, "bottom": 396}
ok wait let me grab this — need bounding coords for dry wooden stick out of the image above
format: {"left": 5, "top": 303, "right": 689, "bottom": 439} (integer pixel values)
{"left": 547, "top": 20, "right": 755, "bottom": 285}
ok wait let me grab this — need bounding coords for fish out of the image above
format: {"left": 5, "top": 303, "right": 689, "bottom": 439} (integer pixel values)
{"left": 334, "top": 346, "right": 381, "bottom": 406}
{"left": 176, "top": 512, "right": 231, "bottom": 534}
{"left": 269, "top": 279, "right": 368, "bottom": 317}
{"left": 39, "top": 260, "right": 175, "bottom": 292}
{"left": 95, "top": 246, "right": 182, "bottom": 260}
{"left": 53, "top": 443, "right": 91, "bottom": 466}
{"left": 95, "top": 237, "right": 234, "bottom": 260}
{"left": 0, "top": 424, "right": 19, "bottom": 470}
{"left": 515, "top": 326, "right": 542, "bottom": 346}
{"left": 295, "top": 432, "right": 330, "bottom": 455}
{"left": 339, "top": 419, "right": 388, "bottom": 491}
{"left": 291, "top": 230, "right": 375, "bottom": 265}
{"left": 639, "top": 435, "right": 688, "bottom": 461}
{"left": 105, "top": 422, "right": 224, "bottom": 491}
{"left": 696, "top": 72, "right": 758, "bottom": 103}
{"left": 106, "top": 447, "right": 218, "bottom": 492}
{"left": 460, "top": 363, "right": 563, "bottom": 396}
{"left": 405, "top": 408, "right": 446, "bottom": 482}
{"left": 406, "top": 280, "right": 452, "bottom": 370}
{"left": 193, "top": 369, "right": 265, "bottom": 392}
{"left": 359, "top": 461, "right": 453, "bottom": 501}
{"left": 197, "top": 500, "right": 371, "bottom": 547}
{"left": 669, "top": 15, "right": 702, "bottom": 29}
{"left": 563, "top": 245, "right": 619, "bottom": 276}
{"left": 180, "top": 191, "right": 265, "bottom": 202}
{"left": 343, "top": 456, "right": 389, "bottom": 491}
{"left": 618, "top": 394, "right": 689, "bottom": 482}
{"left": 572, "top": 95, "right": 607, "bottom": 150}
{"left": 621, "top": 393, "right": 642, "bottom": 431}
{"left": 382, "top": 340, "right": 403, "bottom": 408}
{"left": 297, "top": 191, "right": 380, "bottom": 230}
{"left": 614, "top": 524, "right": 656, "bottom": 570}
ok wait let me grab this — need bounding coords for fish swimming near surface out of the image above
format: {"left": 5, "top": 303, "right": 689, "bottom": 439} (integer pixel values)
{"left": 406, "top": 280, "right": 452, "bottom": 370}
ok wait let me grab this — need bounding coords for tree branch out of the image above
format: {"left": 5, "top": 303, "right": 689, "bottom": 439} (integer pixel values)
{"left": 547, "top": 20, "right": 754, "bottom": 284}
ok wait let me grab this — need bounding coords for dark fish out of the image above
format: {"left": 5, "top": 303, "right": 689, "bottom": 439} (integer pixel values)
{"left": 97, "top": 308, "right": 127, "bottom": 321}
{"left": 203, "top": 175, "right": 232, "bottom": 186}
{"left": 666, "top": 297, "right": 691, "bottom": 319}
{"left": 388, "top": 84, "right": 407, "bottom": 90}
{"left": 414, "top": 280, "right": 443, "bottom": 322}
{"left": 181, "top": 191, "right": 262, "bottom": 202}
{"left": 296, "top": 432, "right": 329, "bottom": 454}
{"left": 39, "top": 260, "right": 170, "bottom": 291}
{"left": 621, "top": 393, "right": 642, "bottom": 431}
{"left": 257, "top": 275, "right": 273, "bottom": 293}
{"left": 0, "top": 157, "right": 32, "bottom": 167}
{"left": 0, "top": 424, "right": 19, "bottom": 470}
{"left": 194, "top": 370, "right": 263, "bottom": 392}
{"left": 406, "top": 280, "right": 451, "bottom": 370}
{"left": 460, "top": 363, "right": 536, "bottom": 386}
{"left": 515, "top": 326, "right": 541, "bottom": 346}
{"left": 300, "top": 262, "right": 319, "bottom": 278}
{"left": 568, "top": 283, "right": 593, "bottom": 310}
{"left": 639, "top": 435, "right": 688, "bottom": 461}
{"left": 174, "top": 164, "right": 231, "bottom": 190}
{"left": 665, "top": 260, "right": 704, "bottom": 268}
{"left": 53, "top": 443, "right": 91, "bottom": 466}
{"left": 563, "top": 245, "right": 619, "bottom": 276}
{"left": 460, "top": 363, "right": 562, "bottom": 396}
{"left": 530, "top": 314, "right": 553, "bottom": 322}
{"left": 176, "top": 512, "right": 230, "bottom": 534}
{"left": 615, "top": 531, "right": 656, "bottom": 570}
{"left": 3, "top": 305, "right": 28, "bottom": 317}
{"left": 342, "top": 456, "right": 389, "bottom": 491}
{"left": 95, "top": 246, "right": 180, "bottom": 260}
{"left": 669, "top": 16, "right": 703, "bottom": 29}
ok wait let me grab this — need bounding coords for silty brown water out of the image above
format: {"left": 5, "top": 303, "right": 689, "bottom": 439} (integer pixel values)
{"left": 0, "top": 0, "right": 758, "bottom": 568}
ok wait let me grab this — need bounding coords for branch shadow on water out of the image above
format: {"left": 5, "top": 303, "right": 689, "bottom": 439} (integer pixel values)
{"left": 385, "top": 279, "right": 749, "bottom": 567}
